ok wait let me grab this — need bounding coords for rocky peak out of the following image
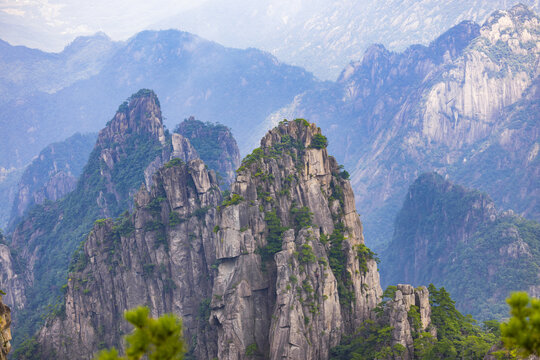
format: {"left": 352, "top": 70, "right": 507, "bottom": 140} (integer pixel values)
{"left": 174, "top": 117, "right": 241, "bottom": 187}
{"left": 211, "top": 119, "right": 382, "bottom": 359}
{"left": 99, "top": 89, "right": 166, "bottom": 148}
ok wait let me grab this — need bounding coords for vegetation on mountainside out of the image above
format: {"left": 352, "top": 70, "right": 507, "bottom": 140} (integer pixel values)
{"left": 330, "top": 284, "right": 500, "bottom": 359}
{"left": 95, "top": 306, "right": 186, "bottom": 360}
{"left": 383, "top": 173, "right": 540, "bottom": 321}
{"left": 10, "top": 92, "right": 169, "bottom": 349}
{"left": 174, "top": 117, "right": 238, "bottom": 184}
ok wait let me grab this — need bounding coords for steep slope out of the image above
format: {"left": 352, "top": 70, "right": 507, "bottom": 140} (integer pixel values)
{"left": 7, "top": 90, "right": 185, "bottom": 347}
{"left": 0, "top": 29, "right": 318, "bottom": 169}
{"left": 174, "top": 117, "right": 241, "bottom": 187}
{"left": 265, "top": 4, "right": 540, "bottom": 248}
{"left": 210, "top": 119, "right": 381, "bottom": 359}
{"left": 9, "top": 133, "right": 97, "bottom": 224}
{"left": 37, "top": 158, "right": 222, "bottom": 359}
{"left": 381, "top": 173, "right": 540, "bottom": 320}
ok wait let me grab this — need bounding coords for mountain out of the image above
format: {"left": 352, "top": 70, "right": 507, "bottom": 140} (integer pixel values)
{"left": 264, "top": 4, "right": 540, "bottom": 249}
{"left": 174, "top": 117, "right": 241, "bottom": 187}
{"left": 381, "top": 173, "right": 540, "bottom": 321}
{"left": 0, "top": 29, "right": 317, "bottom": 170}
{"left": 6, "top": 90, "right": 186, "bottom": 347}
{"left": 32, "top": 119, "right": 383, "bottom": 359}
{"left": 0, "top": 33, "right": 116, "bottom": 102}
{"left": 156, "top": 0, "right": 538, "bottom": 80}
{"left": 9, "top": 133, "right": 96, "bottom": 226}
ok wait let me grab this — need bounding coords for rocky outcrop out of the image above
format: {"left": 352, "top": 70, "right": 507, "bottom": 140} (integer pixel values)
{"left": 9, "top": 133, "right": 96, "bottom": 224}
{"left": 175, "top": 117, "right": 241, "bottom": 187}
{"left": 210, "top": 119, "right": 382, "bottom": 359}
{"left": 37, "top": 158, "right": 222, "bottom": 359}
{"left": 0, "top": 244, "right": 25, "bottom": 311}
{"left": 0, "top": 295, "right": 11, "bottom": 360}
{"left": 385, "top": 285, "right": 433, "bottom": 360}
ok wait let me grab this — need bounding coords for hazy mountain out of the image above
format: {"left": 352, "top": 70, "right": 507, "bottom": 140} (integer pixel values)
{"left": 9, "top": 133, "right": 97, "bottom": 226}
{"left": 0, "top": 29, "right": 317, "bottom": 170}
{"left": 381, "top": 173, "right": 540, "bottom": 321}
{"left": 156, "top": 0, "right": 539, "bottom": 80}
{"left": 264, "top": 4, "right": 540, "bottom": 249}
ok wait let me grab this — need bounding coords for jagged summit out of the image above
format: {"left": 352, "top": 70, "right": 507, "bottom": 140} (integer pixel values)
{"left": 212, "top": 118, "right": 382, "bottom": 359}
{"left": 101, "top": 89, "right": 166, "bottom": 146}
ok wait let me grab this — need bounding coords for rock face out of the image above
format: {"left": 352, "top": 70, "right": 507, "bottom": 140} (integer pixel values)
{"left": 9, "top": 133, "right": 96, "bottom": 224}
{"left": 35, "top": 119, "right": 382, "bottom": 360}
{"left": 0, "top": 295, "right": 11, "bottom": 360}
{"left": 210, "top": 119, "right": 382, "bottom": 359}
{"left": 265, "top": 4, "right": 540, "bottom": 249}
{"left": 385, "top": 285, "right": 433, "bottom": 360}
{"left": 37, "top": 159, "right": 222, "bottom": 359}
{"left": 382, "top": 173, "right": 540, "bottom": 320}
{"left": 175, "top": 117, "right": 241, "bottom": 187}
{"left": 0, "top": 244, "right": 25, "bottom": 311}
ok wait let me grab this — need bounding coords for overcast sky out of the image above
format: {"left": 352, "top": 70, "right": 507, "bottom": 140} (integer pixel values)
{"left": 1, "top": 0, "right": 538, "bottom": 56}
{"left": 0, "top": 0, "right": 210, "bottom": 51}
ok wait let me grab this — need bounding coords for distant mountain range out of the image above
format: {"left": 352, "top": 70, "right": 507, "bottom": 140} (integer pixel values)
{"left": 265, "top": 4, "right": 540, "bottom": 248}
{"left": 0, "top": 30, "right": 317, "bottom": 171}
{"left": 156, "top": 0, "right": 538, "bottom": 80}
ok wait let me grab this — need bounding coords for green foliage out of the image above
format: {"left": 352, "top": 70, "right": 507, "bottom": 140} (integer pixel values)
{"left": 327, "top": 223, "right": 354, "bottom": 305}
{"left": 294, "top": 118, "right": 310, "bottom": 127}
{"left": 245, "top": 343, "right": 259, "bottom": 357}
{"left": 355, "top": 244, "right": 379, "bottom": 273}
{"left": 95, "top": 306, "right": 186, "bottom": 360}
{"left": 220, "top": 194, "right": 244, "bottom": 209}
{"left": 339, "top": 170, "right": 350, "bottom": 180}
{"left": 298, "top": 243, "right": 316, "bottom": 264}
{"left": 331, "top": 284, "right": 499, "bottom": 359}
{"left": 310, "top": 133, "right": 328, "bottom": 149}
{"left": 290, "top": 205, "right": 313, "bottom": 232}
{"left": 164, "top": 158, "right": 184, "bottom": 168}
{"left": 12, "top": 336, "right": 40, "bottom": 360}
{"left": 213, "top": 226, "right": 220, "bottom": 233}
{"left": 168, "top": 212, "right": 183, "bottom": 227}
{"left": 174, "top": 117, "right": 236, "bottom": 184}
{"left": 500, "top": 292, "right": 540, "bottom": 357}
{"left": 237, "top": 148, "right": 264, "bottom": 172}
{"left": 330, "top": 320, "right": 395, "bottom": 359}
{"left": 258, "top": 210, "right": 287, "bottom": 264}
{"left": 113, "top": 212, "right": 135, "bottom": 237}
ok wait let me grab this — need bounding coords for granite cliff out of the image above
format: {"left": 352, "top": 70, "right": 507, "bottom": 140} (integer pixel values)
{"left": 33, "top": 119, "right": 386, "bottom": 359}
